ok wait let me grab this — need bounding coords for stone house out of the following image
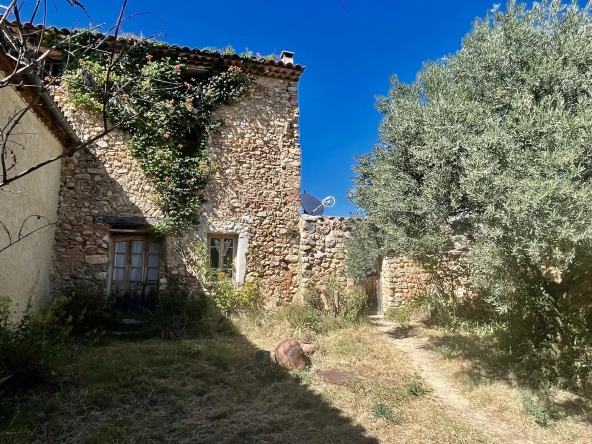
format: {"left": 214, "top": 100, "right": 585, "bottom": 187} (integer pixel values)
{"left": 50, "top": 51, "right": 305, "bottom": 310}
{"left": 0, "top": 24, "right": 305, "bottom": 316}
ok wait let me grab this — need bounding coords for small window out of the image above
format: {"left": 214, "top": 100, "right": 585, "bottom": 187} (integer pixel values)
{"left": 207, "top": 234, "right": 238, "bottom": 277}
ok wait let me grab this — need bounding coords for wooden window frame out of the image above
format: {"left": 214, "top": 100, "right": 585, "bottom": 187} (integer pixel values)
{"left": 107, "top": 235, "right": 160, "bottom": 294}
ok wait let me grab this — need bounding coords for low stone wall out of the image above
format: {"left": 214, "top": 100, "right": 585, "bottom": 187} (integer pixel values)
{"left": 297, "top": 216, "right": 429, "bottom": 312}
{"left": 296, "top": 216, "right": 470, "bottom": 314}
{"left": 380, "top": 256, "right": 429, "bottom": 309}
{"left": 298, "top": 215, "right": 350, "bottom": 293}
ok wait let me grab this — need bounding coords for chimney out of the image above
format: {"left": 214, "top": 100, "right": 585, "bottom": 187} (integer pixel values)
{"left": 280, "top": 50, "right": 295, "bottom": 65}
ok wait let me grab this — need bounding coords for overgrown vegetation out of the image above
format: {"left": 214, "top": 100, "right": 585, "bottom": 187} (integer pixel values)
{"left": 344, "top": 217, "right": 384, "bottom": 284}
{"left": 62, "top": 44, "right": 252, "bottom": 234}
{"left": 171, "top": 238, "right": 263, "bottom": 316}
{"left": 210, "top": 276, "right": 261, "bottom": 317}
{"left": 278, "top": 282, "right": 368, "bottom": 336}
{"left": 520, "top": 388, "right": 555, "bottom": 427}
{"left": 0, "top": 299, "right": 71, "bottom": 393}
{"left": 0, "top": 323, "right": 491, "bottom": 444}
{"left": 348, "top": 0, "right": 592, "bottom": 391}
{"left": 0, "top": 282, "right": 232, "bottom": 395}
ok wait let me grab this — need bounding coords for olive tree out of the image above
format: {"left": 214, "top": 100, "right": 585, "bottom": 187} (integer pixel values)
{"left": 349, "top": 0, "right": 592, "bottom": 385}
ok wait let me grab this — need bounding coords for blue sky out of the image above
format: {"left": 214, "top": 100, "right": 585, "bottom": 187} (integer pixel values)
{"left": 23, "top": 0, "right": 569, "bottom": 215}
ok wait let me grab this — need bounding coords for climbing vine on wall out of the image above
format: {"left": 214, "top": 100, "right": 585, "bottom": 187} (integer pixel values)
{"left": 62, "top": 45, "right": 253, "bottom": 234}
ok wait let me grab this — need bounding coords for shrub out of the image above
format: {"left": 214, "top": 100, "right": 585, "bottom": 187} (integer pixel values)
{"left": 59, "top": 288, "right": 122, "bottom": 334}
{"left": 303, "top": 280, "right": 368, "bottom": 321}
{"left": 145, "top": 285, "right": 209, "bottom": 340}
{"left": 0, "top": 297, "right": 74, "bottom": 393}
{"left": 519, "top": 388, "right": 556, "bottom": 427}
{"left": 339, "top": 286, "right": 368, "bottom": 322}
{"left": 211, "top": 276, "right": 262, "bottom": 317}
{"left": 284, "top": 282, "right": 368, "bottom": 335}
{"left": 282, "top": 303, "right": 326, "bottom": 336}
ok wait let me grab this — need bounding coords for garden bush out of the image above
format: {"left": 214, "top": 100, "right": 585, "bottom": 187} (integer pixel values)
{"left": 285, "top": 282, "right": 369, "bottom": 335}
{"left": 0, "top": 297, "right": 74, "bottom": 393}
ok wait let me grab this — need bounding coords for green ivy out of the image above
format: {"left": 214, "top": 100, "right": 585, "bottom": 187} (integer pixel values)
{"left": 62, "top": 46, "right": 253, "bottom": 234}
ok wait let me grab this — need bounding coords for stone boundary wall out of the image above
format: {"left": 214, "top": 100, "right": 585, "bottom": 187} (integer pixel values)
{"left": 298, "top": 215, "right": 351, "bottom": 293}
{"left": 297, "top": 216, "right": 430, "bottom": 312}
{"left": 379, "top": 256, "right": 429, "bottom": 309}
{"left": 297, "top": 216, "right": 470, "bottom": 314}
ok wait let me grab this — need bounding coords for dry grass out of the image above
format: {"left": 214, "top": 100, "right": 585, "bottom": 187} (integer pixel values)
{"left": 1, "top": 332, "right": 377, "bottom": 443}
{"left": 0, "top": 308, "right": 495, "bottom": 444}
{"left": 235, "top": 311, "right": 492, "bottom": 443}
{"left": 405, "top": 322, "right": 592, "bottom": 444}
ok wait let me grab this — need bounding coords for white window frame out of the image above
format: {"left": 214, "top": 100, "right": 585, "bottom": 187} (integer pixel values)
{"left": 207, "top": 233, "right": 239, "bottom": 279}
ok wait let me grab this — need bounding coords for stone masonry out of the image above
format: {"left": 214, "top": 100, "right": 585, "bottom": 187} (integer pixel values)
{"left": 379, "top": 256, "right": 428, "bottom": 308}
{"left": 51, "top": 73, "right": 302, "bottom": 303}
{"left": 297, "top": 216, "right": 460, "bottom": 314}
{"left": 298, "top": 215, "right": 350, "bottom": 293}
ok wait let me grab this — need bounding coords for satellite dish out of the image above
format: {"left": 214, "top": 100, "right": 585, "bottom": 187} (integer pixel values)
{"left": 301, "top": 192, "right": 336, "bottom": 216}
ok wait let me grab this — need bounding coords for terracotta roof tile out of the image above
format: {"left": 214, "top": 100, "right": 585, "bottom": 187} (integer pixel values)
{"left": 7, "top": 21, "right": 305, "bottom": 81}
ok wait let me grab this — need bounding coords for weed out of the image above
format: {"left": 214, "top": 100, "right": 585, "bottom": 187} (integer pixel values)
{"left": 520, "top": 389, "right": 550, "bottom": 426}
{"left": 406, "top": 373, "right": 427, "bottom": 396}
{"left": 0, "top": 297, "right": 74, "bottom": 393}
{"left": 211, "top": 277, "right": 262, "bottom": 317}
{"left": 480, "top": 376, "right": 491, "bottom": 385}
{"left": 146, "top": 284, "right": 209, "bottom": 340}
{"left": 372, "top": 401, "right": 397, "bottom": 423}
{"left": 386, "top": 306, "right": 413, "bottom": 323}
{"left": 292, "top": 367, "right": 315, "bottom": 384}
{"left": 432, "top": 344, "right": 458, "bottom": 360}
{"left": 519, "top": 388, "right": 557, "bottom": 427}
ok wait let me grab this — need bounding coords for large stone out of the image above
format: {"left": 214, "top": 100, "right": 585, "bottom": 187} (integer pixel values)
{"left": 85, "top": 255, "right": 108, "bottom": 264}
{"left": 274, "top": 338, "right": 308, "bottom": 370}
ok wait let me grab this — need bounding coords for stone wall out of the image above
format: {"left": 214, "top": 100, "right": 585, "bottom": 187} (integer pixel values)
{"left": 379, "top": 256, "right": 429, "bottom": 309}
{"left": 296, "top": 216, "right": 450, "bottom": 314}
{"left": 201, "top": 77, "right": 301, "bottom": 301}
{"left": 298, "top": 216, "right": 350, "bottom": 293}
{"left": 50, "top": 74, "right": 301, "bottom": 302}
{"left": 0, "top": 73, "right": 65, "bottom": 318}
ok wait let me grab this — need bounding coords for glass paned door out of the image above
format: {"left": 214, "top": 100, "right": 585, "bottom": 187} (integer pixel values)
{"left": 111, "top": 237, "right": 160, "bottom": 314}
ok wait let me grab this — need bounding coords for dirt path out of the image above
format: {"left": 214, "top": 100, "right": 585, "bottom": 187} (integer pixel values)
{"left": 373, "top": 319, "right": 534, "bottom": 444}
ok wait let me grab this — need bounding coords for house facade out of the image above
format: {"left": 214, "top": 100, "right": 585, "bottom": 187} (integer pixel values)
{"left": 0, "top": 71, "right": 67, "bottom": 317}
{"left": 49, "top": 48, "right": 304, "bottom": 307}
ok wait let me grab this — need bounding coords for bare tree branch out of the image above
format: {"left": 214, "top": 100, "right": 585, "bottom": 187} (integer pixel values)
{"left": 0, "top": 121, "right": 126, "bottom": 188}
{"left": 102, "top": 0, "right": 128, "bottom": 130}
{"left": 0, "top": 215, "right": 57, "bottom": 254}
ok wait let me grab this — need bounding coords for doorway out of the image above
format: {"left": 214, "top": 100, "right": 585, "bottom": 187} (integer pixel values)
{"left": 109, "top": 236, "right": 160, "bottom": 314}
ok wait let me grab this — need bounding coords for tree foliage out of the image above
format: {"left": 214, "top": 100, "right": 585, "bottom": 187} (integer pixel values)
{"left": 349, "top": 0, "right": 592, "bottom": 387}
